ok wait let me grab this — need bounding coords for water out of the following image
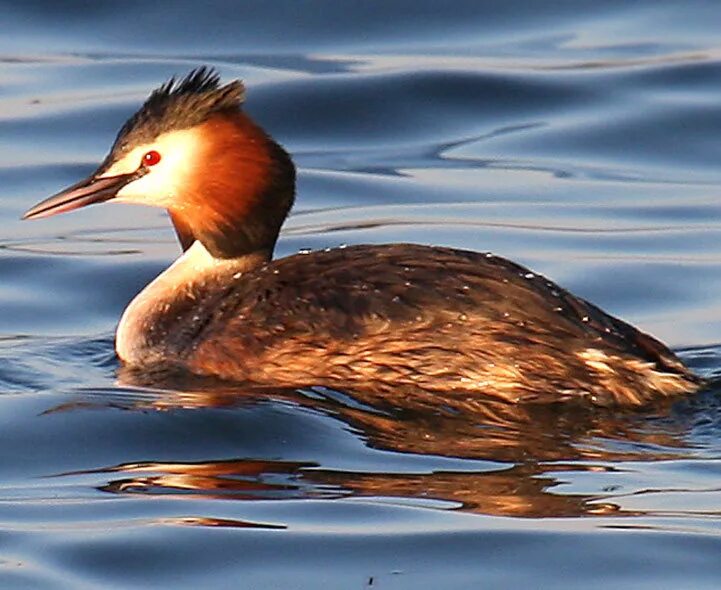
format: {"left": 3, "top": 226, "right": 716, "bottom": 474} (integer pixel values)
{"left": 2, "top": 1, "right": 721, "bottom": 587}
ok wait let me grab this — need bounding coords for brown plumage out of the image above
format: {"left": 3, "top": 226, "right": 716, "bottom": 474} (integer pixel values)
{"left": 115, "top": 240, "right": 701, "bottom": 407}
{"left": 169, "top": 113, "right": 295, "bottom": 258}
{"left": 22, "top": 67, "right": 704, "bottom": 407}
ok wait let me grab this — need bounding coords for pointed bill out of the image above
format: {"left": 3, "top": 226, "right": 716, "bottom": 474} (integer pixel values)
{"left": 22, "top": 171, "right": 142, "bottom": 220}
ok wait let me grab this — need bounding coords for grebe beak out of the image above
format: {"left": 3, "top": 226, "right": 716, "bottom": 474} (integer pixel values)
{"left": 22, "top": 169, "right": 145, "bottom": 220}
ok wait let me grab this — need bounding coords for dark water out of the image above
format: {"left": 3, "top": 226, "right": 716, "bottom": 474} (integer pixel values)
{"left": 2, "top": 1, "right": 721, "bottom": 588}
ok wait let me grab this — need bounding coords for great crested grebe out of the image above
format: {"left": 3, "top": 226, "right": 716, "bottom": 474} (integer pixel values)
{"left": 23, "top": 67, "right": 703, "bottom": 407}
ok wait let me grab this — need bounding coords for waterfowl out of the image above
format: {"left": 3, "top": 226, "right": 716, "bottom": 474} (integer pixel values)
{"left": 23, "top": 67, "right": 702, "bottom": 407}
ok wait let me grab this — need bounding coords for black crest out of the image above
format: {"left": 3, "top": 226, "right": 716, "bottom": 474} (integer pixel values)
{"left": 110, "top": 67, "right": 245, "bottom": 154}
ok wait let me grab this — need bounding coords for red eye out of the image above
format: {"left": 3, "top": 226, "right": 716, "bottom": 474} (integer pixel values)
{"left": 143, "top": 150, "right": 162, "bottom": 167}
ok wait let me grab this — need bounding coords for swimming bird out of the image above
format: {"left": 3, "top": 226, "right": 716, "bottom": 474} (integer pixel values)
{"left": 23, "top": 67, "right": 702, "bottom": 407}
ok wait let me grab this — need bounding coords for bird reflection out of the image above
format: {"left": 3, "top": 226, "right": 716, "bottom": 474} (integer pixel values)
{"left": 90, "top": 456, "right": 630, "bottom": 519}
{"left": 51, "top": 364, "right": 708, "bottom": 522}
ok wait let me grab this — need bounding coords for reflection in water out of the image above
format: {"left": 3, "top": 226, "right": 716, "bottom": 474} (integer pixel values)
{"left": 97, "top": 458, "right": 331, "bottom": 501}
{"left": 89, "top": 456, "right": 628, "bottom": 519}
{"left": 50, "top": 367, "right": 718, "bottom": 522}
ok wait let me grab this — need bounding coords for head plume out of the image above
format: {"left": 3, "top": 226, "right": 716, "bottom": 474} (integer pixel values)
{"left": 110, "top": 67, "right": 246, "bottom": 156}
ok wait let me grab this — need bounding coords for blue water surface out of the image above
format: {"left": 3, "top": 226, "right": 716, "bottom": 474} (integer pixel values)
{"left": 1, "top": 1, "right": 721, "bottom": 588}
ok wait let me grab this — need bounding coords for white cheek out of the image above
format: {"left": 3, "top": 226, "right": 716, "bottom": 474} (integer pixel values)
{"left": 115, "top": 163, "right": 179, "bottom": 207}
{"left": 104, "top": 129, "right": 200, "bottom": 208}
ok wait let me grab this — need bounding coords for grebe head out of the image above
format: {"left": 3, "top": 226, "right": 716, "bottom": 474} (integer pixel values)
{"left": 23, "top": 67, "right": 295, "bottom": 259}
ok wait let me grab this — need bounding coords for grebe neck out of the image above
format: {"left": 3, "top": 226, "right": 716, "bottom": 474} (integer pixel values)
{"left": 116, "top": 241, "right": 268, "bottom": 364}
